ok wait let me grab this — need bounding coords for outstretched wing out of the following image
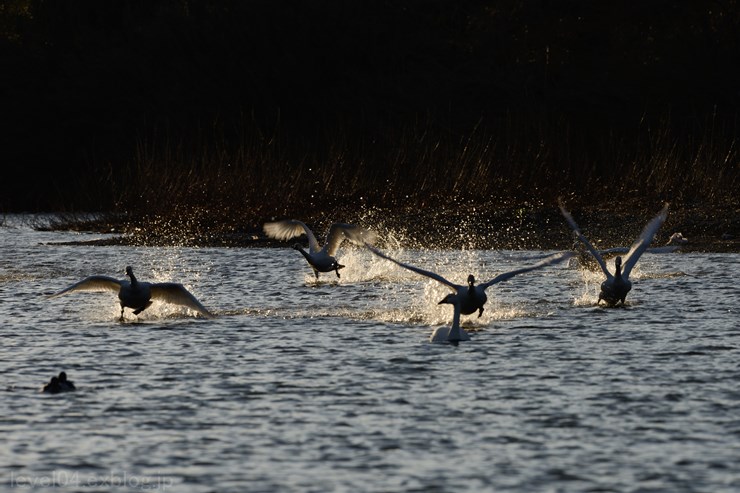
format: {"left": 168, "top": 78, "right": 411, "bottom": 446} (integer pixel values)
{"left": 263, "top": 220, "right": 321, "bottom": 253}
{"left": 325, "top": 223, "right": 377, "bottom": 256}
{"left": 366, "top": 245, "right": 459, "bottom": 292}
{"left": 150, "top": 283, "right": 214, "bottom": 318}
{"left": 47, "top": 276, "right": 122, "bottom": 298}
{"left": 622, "top": 203, "right": 669, "bottom": 278}
{"left": 479, "top": 251, "right": 573, "bottom": 289}
{"left": 559, "top": 203, "right": 611, "bottom": 278}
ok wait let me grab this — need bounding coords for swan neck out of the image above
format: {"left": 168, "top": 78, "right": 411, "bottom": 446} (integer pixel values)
{"left": 296, "top": 247, "right": 311, "bottom": 261}
{"left": 128, "top": 272, "right": 138, "bottom": 286}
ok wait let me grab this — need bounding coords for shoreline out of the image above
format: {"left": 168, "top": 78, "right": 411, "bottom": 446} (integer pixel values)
{"left": 35, "top": 201, "right": 740, "bottom": 253}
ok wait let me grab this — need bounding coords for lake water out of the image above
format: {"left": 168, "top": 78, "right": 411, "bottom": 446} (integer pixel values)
{"left": 1, "top": 215, "right": 739, "bottom": 492}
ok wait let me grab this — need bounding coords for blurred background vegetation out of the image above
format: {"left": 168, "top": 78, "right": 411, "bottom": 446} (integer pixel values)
{"left": 1, "top": 1, "right": 738, "bottom": 240}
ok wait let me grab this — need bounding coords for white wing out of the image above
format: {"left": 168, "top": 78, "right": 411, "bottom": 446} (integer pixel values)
{"left": 48, "top": 276, "right": 122, "bottom": 298}
{"left": 151, "top": 283, "right": 213, "bottom": 318}
{"left": 622, "top": 203, "right": 670, "bottom": 278}
{"left": 366, "top": 245, "right": 459, "bottom": 292}
{"left": 479, "top": 251, "right": 573, "bottom": 289}
{"left": 324, "top": 223, "right": 377, "bottom": 256}
{"left": 263, "top": 220, "right": 321, "bottom": 253}
{"left": 559, "top": 203, "right": 611, "bottom": 278}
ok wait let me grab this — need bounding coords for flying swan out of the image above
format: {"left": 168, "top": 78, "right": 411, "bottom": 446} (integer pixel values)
{"left": 559, "top": 202, "right": 669, "bottom": 306}
{"left": 48, "top": 266, "right": 213, "bottom": 320}
{"left": 366, "top": 245, "right": 572, "bottom": 343}
{"left": 263, "top": 220, "right": 377, "bottom": 280}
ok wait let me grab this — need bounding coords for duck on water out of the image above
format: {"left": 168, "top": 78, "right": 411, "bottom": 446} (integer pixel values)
{"left": 42, "top": 371, "right": 75, "bottom": 394}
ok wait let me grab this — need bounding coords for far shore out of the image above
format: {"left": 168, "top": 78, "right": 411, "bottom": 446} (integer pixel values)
{"left": 34, "top": 201, "right": 739, "bottom": 253}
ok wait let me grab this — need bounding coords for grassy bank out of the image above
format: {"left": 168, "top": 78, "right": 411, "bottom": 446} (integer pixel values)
{"left": 41, "top": 115, "right": 739, "bottom": 252}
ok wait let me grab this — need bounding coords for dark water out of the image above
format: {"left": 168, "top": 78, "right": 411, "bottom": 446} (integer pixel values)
{"left": 1, "top": 216, "right": 739, "bottom": 492}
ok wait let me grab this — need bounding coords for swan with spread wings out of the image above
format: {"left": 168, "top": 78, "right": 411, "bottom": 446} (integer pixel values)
{"left": 48, "top": 266, "right": 213, "bottom": 320}
{"left": 264, "top": 220, "right": 376, "bottom": 280}
{"left": 559, "top": 202, "right": 669, "bottom": 306}
{"left": 367, "top": 246, "right": 572, "bottom": 343}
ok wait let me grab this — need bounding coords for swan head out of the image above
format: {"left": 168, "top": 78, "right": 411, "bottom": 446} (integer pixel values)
{"left": 59, "top": 371, "right": 68, "bottom": 382}
{"left": 292, "top": 243, "right": 304, "bottom": 251}
{"left": 125, "top": 266, "right": 134, "bottom": 277}
{"left": 467, "top": 275, "right": 476, "bottom": 287}
{"left": 614, "top": 256, "right": 623, "bottom": 273}
{"left": 333, "top": 261, "right": 345, "bottom": 271}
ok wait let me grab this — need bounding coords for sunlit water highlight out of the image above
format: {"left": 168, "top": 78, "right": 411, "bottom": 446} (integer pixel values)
{"left": 1, "top": 215, "right": 739, "bottom": 492}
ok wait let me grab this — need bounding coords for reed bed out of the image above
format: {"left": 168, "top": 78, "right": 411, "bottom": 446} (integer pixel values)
{"left": 46, "top": 113, "right": 739, "bottom": 250}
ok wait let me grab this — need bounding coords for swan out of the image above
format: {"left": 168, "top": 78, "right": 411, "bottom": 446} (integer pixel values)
{"left": 263, "top": 220, "right": 376, "bottom": 280}
{"left": 559, "top": 202, "right": 669, "bottom": 306}
{"left": 48, "top": 266, "right": 213, "bottom": 320}
{"left": 666, "top": 232, "right": 688, "bottom": 246}
{"left": 42, "top": 371, "right": 75, "bottom": 394}
{"left": 366, "top": 246, "right": 573, "bottom": 343}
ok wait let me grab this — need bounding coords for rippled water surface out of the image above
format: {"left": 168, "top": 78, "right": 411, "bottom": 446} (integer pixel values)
{"left": 1, "top": 215, "right": 739, "bottom": 492}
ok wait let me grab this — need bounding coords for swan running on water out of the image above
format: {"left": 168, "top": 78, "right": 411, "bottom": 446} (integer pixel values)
{"left": 559, "top": 202, "right": 669, "bottom": 306}
{"left": 263, "top": 220, "right": 376, "bottom": 280}
{"left": 366, "top": 245, "right": 573, "bottom": 343}
{"left": 48, "top": 266, "right": 213, "bottom": 320}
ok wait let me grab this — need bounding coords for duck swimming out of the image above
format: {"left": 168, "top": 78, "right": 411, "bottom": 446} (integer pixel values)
{"left": 263, "top": 220, "right": 376, "bottom": 280}
{"left": 58, "top": 371, "right": 75, "bottom": 391}
{"left": 366, "top": 245, "right": 572, "bottom": 343}
{"left": 42, "top": 371, "right": 75, "bottom": 394}
{"left": 48, "top": 266, "right": 213, "bottom": 320}
{"left": 560, "top": 202, "right": 669, "bottom": 306}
